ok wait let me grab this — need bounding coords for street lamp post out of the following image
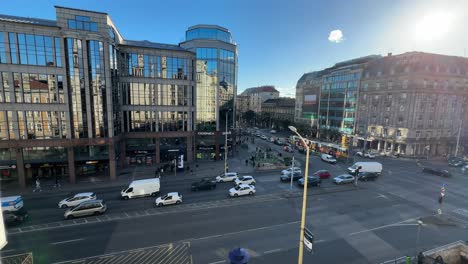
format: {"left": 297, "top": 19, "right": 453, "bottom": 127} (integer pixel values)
{"left": 225, "top": 109, "right": 231, "bottom": 173}
{"left": 415, "top": 220, "right": 424, "bottom": 258}
{"left": 289, "top": 126, "right": 310, "bottom": 264}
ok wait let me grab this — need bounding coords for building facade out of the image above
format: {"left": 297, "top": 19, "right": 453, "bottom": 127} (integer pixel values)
{"left": 239, "top": 86, "right": 279, "bottom": 113}
{"left": 356, "top": 52, "right": 468, "bottom": 157}
{"left": 0, "top": 6, "right": 197, "bottom": 187}
{"left": 262, "top": 97, "right": 295, "bottom": 121}
{"left": 179, "top": 25, "right": 238, "bottom": 160}
{"left": 319, "top": 55, "right": 381, "bottom": 135}
{"left": 294, "top": 71, "right": 322, "bottom": 126}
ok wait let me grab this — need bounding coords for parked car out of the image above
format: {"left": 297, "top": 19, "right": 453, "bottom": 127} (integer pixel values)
{"left": 121, "top": 178, "right": 160, "bottom": 200}
{"left": 357, "top": 172, "right": 378, "bottom": 181}
{"left": 422, "top": 167, "right": 451, "bottom": 177}
{"left": 3, "top": 208, "right": 29, "bottom": 226}
{"left": 229, "top": 184, "right": 256, "bottom": 197}
{"left": 356, "top": 151, "right": 364, "bottom": 157}
{"left": 64, "top": 200, "right": 107, "bottom": 219}
{"left": 155, "top": 192, "right": 183, "bottom": 207}
{"left": 235, "top": 176, "right": 256, "bottom": 186}
{"left": 216, "top": 172, "right": 239, "bottom": 182}
{"left": 270, "top": 130, "right": 277, "bottom": 134}
{"left": 58, "top": 192, "right": 96, "bottom": 208}
{"left": 280, "top": 172, "right": 302, "bottom": 182}
{"left": 260, "top": 135, "right": 268, "bottom": 140}
{"left": 282, "top": 167, "right": 302, "bottom": 175}
{"left": 313, "top": 170, "right": 331, "bottom": 179}
{"left": 297, "top": 176, "right": 321, "bottom": 187}
{"left": 364, "top": 152, "right": 376, "bottom": 159}
{"left": 333, "top": 174, "right": 355, "bottom": 184}
{"left": 321, "top": 154, "right": 337, "bottom": 164}
{"left": 269, "top": 137, "right": 276, "bottom": 143}
{"left": 191, "top": 178, "right": 216, "bottom": 191}
{"left": 275, "top": 139, "right": 284, "bottom": 145}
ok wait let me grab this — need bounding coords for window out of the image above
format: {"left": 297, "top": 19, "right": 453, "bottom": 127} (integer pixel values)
{"left": 416, "top": 131, "right": 421, "bottom": 137}
{"left": 396, "top": 130, "right": 401, "bottom": 137}
{"left": 400, "top": 105, "right": 405, "bottom": 111}
{"left": 68, "top": 16, "right": 98, "bottom": 32}
{"left": 403, "top": 80, "right": 408, "bottom": 89}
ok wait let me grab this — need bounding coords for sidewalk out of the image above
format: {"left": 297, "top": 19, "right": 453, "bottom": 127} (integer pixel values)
{"left": 0, "top": 144, "right": 256, "bottom": 198}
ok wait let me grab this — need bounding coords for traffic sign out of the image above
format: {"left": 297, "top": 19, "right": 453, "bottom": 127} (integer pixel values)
{"left": 304, "top": 227, "right": 314, "bottom": 252}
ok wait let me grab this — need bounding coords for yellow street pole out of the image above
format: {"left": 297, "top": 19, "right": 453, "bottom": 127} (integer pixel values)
{"left": 289, "top": 126, "right": 310, "bottom": 264}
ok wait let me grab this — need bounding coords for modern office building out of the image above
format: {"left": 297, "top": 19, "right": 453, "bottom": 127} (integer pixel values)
{"left": 294, "top": 71, "right": 323, "bottom": 126}
{"left": 356, "top": 52, "right": 468, "bottom": 156}
{"left": 318, "top": 55, "right": 381, "bottom": 135}
{"left": 180, "top": 25, "right": 238, "bottom": 160}
{"left": 0, "top": 6, "right": 197, "bottom": 187}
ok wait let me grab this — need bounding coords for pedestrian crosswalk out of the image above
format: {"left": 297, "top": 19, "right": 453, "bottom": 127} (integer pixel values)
{"left": 53, "top": 242, "right": 191, "bottom": 264}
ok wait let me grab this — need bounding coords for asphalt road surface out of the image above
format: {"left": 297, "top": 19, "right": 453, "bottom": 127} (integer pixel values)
{"left": 2, "top": 131, "right": 468, "bottom": 263}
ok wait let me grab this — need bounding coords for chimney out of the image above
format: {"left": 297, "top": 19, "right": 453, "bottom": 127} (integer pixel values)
{"left": 387, "top": 52, "right": 392, "bottom": 57}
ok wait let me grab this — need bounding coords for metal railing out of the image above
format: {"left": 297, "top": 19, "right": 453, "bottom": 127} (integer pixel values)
{"left": 1, "top": 252, "right": 33, "bottom": 264}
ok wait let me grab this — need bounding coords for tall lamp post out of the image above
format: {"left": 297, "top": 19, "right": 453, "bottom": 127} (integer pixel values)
{"left": 220, "top": 77, "right": 230, "bottom": 173}
{"left": 288, "top": 126, "right": 310, "bottom": 264}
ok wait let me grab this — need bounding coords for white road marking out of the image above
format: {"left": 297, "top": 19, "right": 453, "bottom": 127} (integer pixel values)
{"left": 207, "top": 261, "right": 226, "bottom": 264}
{"left": 349, "top": 218, "right": 416, "bottom": 236}
{"left": 263, "top": 248, "right": 283, "bottom": 254}
{"left": 376, "top": 194, "right": 390, "bottom": 200}
{"left": 50, "top": 238, "right": 85, "bottom": 245}
{"left": 192, "top": 221, "right": 300, "bottom": 241}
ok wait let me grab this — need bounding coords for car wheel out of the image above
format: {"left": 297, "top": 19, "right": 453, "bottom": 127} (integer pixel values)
{"left": 234, "top": 193, "right": 239, "bottom": 197}
{"left": 61, "top": 204, "right": 68, "bottom": 209}
{"left": 94, "top": 211, "right": 101, "bottom": 216}
{"left": 176, "top": 200, "right": 181, "bottom": 204}
{"left": 67, "top": 215, "right": 74, "bottom": 220}
{"left": 158, "top": 203, "right": 164, "bottom": 207}
{"left": 123, "top": 196, "right": 129, "bottom": 200}
{"left": 249, "top": 191, "right": 254, "bottom": 195}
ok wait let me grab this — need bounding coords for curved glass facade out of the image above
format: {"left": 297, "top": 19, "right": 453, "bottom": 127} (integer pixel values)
{"left": 186, "top": 28, "right": 232, "bottom": 43}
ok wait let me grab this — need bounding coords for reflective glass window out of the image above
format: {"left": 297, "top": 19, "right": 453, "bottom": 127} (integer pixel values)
{"left": 68, "top": 19, "right": 76, "bottom": 29}
{"left": 8, "top": 33, "right": 18, "bottom": 64}
{"left": 0, "top": 32, "right": 5, "bottom": 64}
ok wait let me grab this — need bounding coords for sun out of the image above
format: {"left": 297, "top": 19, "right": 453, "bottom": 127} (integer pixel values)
{"left": 413, "top": 11, "right": 454, "bottom": 41}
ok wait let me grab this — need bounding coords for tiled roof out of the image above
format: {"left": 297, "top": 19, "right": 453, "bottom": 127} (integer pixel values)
{"left": 121, "top": 40, "right": 188, "bottom": 52}
{"left": 0, "top": 14, "right": 57, "bottom": 27}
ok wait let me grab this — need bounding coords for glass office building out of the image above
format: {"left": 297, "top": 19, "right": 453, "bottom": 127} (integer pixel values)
{"left": 0, "top": 6, "right": 196, "bottom": 187}
{"left": 180, "top": 25, "right": 238, "bottom": 160}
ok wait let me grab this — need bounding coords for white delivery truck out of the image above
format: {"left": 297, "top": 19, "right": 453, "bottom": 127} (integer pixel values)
{"left": 121, "top": 178, "right": 160, "bottom": 200}
{"left": 1, "top": 196, "right": 24, "bottom": 212}
{"left": 348, "top": 162, "right": 383, "bottom": 175}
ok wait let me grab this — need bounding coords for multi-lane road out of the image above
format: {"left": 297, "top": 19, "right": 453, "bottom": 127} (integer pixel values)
{"left": 2, "top": 130, "right": 468, "bottom": 263}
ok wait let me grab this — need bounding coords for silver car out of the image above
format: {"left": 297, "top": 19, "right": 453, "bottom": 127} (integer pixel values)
{"left": 64, "top": 200, "right": 107, "bottom": 219}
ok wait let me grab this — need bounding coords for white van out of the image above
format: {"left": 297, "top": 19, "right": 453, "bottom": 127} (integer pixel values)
{"left": 1, "top": 196, "right": 24, "bottom": 212}
{"left": 348, "top": 162, "right": 382, "bottom": 175}
{"left": 121, "top": 178, "right": 160, "bottom": 200}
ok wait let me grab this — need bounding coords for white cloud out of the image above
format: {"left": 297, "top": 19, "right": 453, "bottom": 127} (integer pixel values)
{"left": 277, "top": 87, "right": 296, "bottom": 98}
{"left": 328, "top": 29, "right": 344, "bottom": 43}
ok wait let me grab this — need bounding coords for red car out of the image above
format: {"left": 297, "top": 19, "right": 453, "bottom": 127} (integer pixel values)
{"left": 313, "top": 170, "right": 331, "bottom": 179}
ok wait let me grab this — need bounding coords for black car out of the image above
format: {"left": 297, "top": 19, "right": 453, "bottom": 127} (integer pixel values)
{"left": 4, "top": 208, "right": 29, "bottom": 226}
{"left": 297, "top": 176, "right": 321, "bottom": 187}
{"left": 280, "top": 172, "right": 302, "bottom": 182}
{"left": 422, "top": 167, "right": 451, "bottom": 177}
{"left": 358, "top": 172, "right": 378, "bottom": 181}
{"left": 191, "top": 178, "right": 217, "bottom": 191}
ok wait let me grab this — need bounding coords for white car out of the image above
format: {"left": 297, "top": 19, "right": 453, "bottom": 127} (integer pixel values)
{"left": 216, "top": 172, "right": 238, "bottom": 182}
{"left": 58, "top": 192, "right": 96, "bottom": 208}
{"left": 229, "top": 184, "right": 256, "bottom": 197}
{"left": 356, "top": 151, "right": 364, "bottom": 157}
{"left": 270, "top": 130, "right": 277, "bottom": 134}
{"left": 269, "top": 137, "right": 276, "bottom": 143}
{"left": 281, "top": 167, "right": 302, "bottom": 176}
{"left": 321, "top": 154, "right": 337, "bottom": 164}
{"left": 364, "top": 152, "right": 376, "bottom": 159}
{"left": 155, "top": 192, "right": 183, "bottom": 207}
{"left": 260, "top": 135, "right": 268, "bottom": 140}
{"left": 235, "top": 176, "right": 256, "bottom": 186}
{"left": 333, "top": 174, "right": 355, "bottom": 184}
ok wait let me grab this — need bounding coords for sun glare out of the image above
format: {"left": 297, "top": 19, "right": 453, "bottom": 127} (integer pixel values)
{"left": 413, "top": 11, "right": 454, "bottom": 41}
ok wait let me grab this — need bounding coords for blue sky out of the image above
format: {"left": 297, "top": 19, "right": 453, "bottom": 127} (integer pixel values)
{"left": 2, "top": 0, "right": 467, "bottom": 97}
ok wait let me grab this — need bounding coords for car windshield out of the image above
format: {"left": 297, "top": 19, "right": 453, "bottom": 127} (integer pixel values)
{"left": 234, "top": 186, "right": 242, "bottom": 191}
{"left": 160, "top": 195, "right": 168, "bottom": 200}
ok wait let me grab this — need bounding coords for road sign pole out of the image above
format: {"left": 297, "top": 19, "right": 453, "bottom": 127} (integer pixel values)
{"left": 290, "top": 156, "right": 295, "bottom": 189}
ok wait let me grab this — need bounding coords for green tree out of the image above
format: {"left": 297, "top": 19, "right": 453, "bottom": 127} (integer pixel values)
{"left": 243, "top": 110, "right": 256, "bottom": 126}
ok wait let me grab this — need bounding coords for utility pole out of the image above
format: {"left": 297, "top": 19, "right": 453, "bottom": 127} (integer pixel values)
{"left": 455, "top": 119, "right": 462, "bottom": 157}
{"left": 290, "top": 156, "right": 295, "bottom": 189}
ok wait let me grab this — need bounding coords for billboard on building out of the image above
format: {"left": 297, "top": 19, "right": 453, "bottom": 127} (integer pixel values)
{"left": 302, "top": 94, "right": 318, "bottom": 113}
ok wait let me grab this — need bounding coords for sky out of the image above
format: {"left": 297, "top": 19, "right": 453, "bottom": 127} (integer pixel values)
{"left": 2, "top": 0, "right": 467, "bottom": 97}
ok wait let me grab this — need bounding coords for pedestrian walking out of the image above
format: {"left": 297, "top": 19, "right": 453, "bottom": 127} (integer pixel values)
{"left": 34, "top": 178, "right": 42, "bottom": 192}
{"left": 245, "top": 159, "right": 248, "bottom": 166}
{"left": 54, "top": 175, "right": 61, "bottom": 188}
